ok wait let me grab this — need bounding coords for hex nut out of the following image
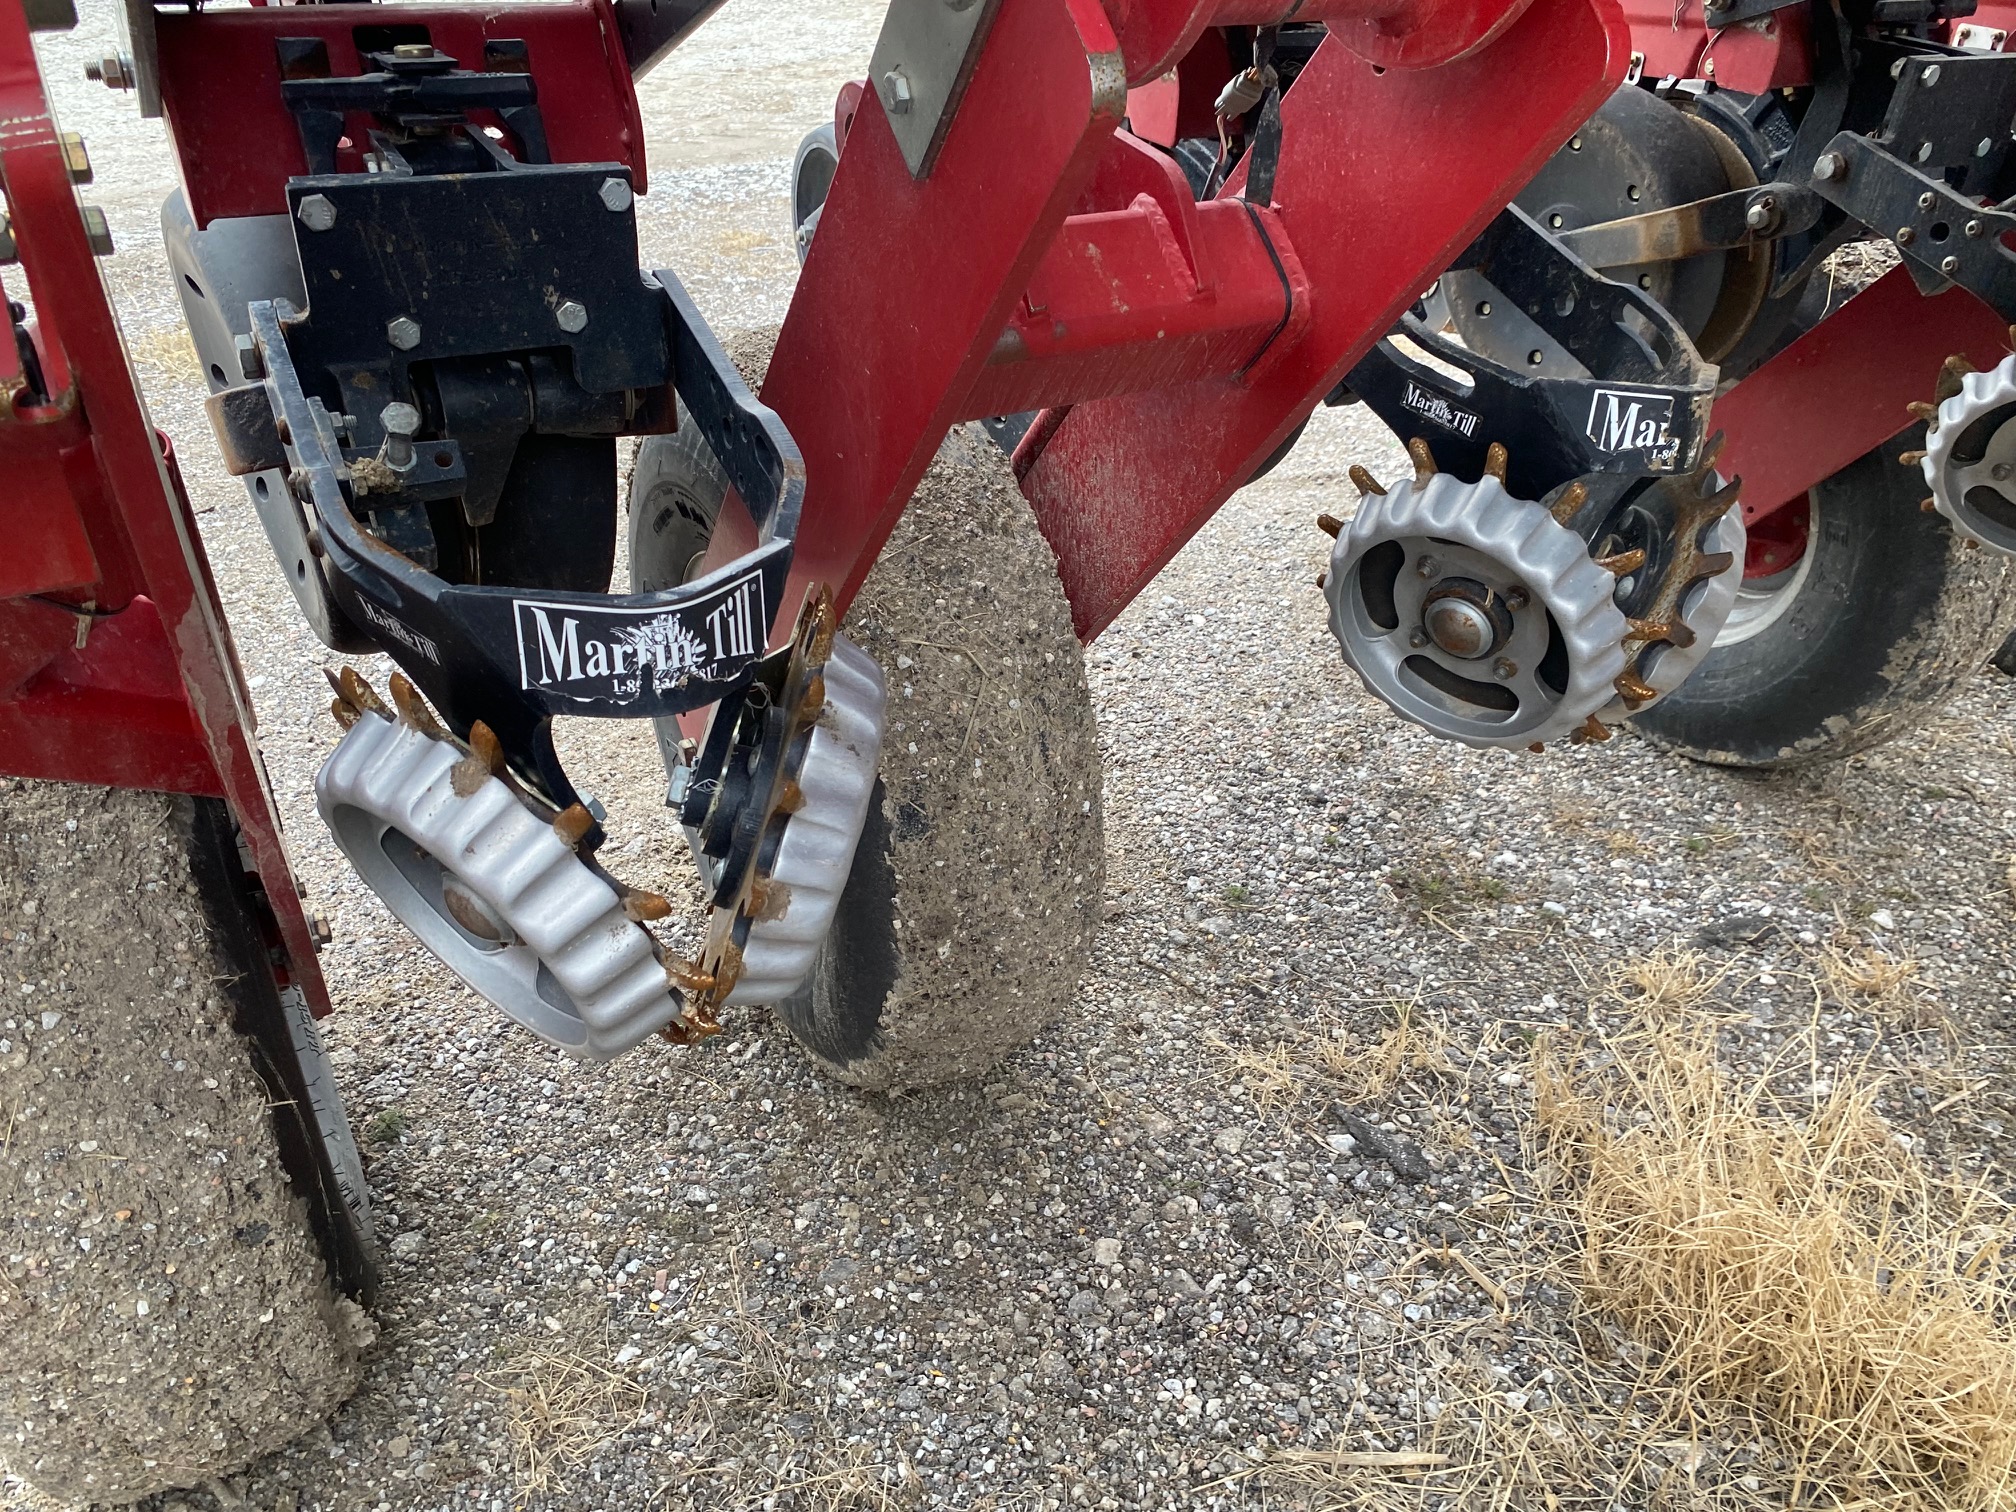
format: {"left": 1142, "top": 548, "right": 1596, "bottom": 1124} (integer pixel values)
{"left": 555, "top": 300, "right": 589, "bottom": 334}
{"left": 297, "top": 194, "right": 337, "bottom": 233}
{"left": 880, "top": 68, "right": 913, "bottom": 115}
{"left": 386, "top": 316, "right": 422, "bottom": 351}
{"left": 598, "top": 177, "right": 634, "bottom": 213}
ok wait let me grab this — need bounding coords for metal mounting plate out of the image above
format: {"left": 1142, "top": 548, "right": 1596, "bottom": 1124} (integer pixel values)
{"left": 866, "top": 0, "right": 1003, "bottom": 179}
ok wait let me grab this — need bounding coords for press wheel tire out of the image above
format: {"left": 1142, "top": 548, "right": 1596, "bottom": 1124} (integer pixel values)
{"left": 0, "top": 780, "right": 374, "bottom": 1504}
{"left": 1632, "top": 435, "right": 2014, "bottom": 767}
{"left": 630, "top": 417, "right": 1103, "bottom": 1091}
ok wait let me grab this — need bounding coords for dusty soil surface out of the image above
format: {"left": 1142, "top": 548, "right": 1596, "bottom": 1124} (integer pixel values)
{"left": 0, "top": 784, "right": 368, "bottom": 1505}
{"left": 12, "top": 5, "right": 2016, "bottom": 1511}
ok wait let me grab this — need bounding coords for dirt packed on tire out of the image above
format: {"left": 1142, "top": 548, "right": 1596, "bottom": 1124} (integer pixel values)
{"left": 0, "top": 780, "right": 372, "bottom": 1504}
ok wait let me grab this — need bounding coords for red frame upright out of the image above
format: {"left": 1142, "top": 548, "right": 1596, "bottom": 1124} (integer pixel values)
{"left": 0, "top": 0, "right": 331, "bottom": 1015}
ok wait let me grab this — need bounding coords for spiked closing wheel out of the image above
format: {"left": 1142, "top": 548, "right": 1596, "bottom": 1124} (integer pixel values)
{"left": 1921, "top": 342, "right": 2016, "bottom": 556}
{"left": 316, "top": 671, "right": 688, "bottom": 1058}
{"left": 1323, "top": 441, "right": 1629, "bottom": 749}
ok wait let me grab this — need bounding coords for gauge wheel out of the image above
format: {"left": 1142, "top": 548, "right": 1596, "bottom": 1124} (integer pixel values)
{"left": 630, "top": 392, "right": 1103, "bottom": 1091}
{"left": 1632, "top": 432, "right": 2014, "bottom": 767}
{"left": 0, "top": 781, "right": 375, "bottom": 1503}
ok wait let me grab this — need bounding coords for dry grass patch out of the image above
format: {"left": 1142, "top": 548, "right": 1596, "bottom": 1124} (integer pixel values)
{"left": 1610, "top": 946, "right": 1724, "bottom": 1016}
{"left": 479, "top": 1346, "right": 648, "bottom": 1501}
{"left": 1533, "top": 1017, "right": 2016, "bottom": 1511}
{"left": 1819, "top": 941, "right": 1921, "bottom": 1005}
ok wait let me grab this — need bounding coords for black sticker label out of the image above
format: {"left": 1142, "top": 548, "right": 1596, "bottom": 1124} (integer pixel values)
{"left": 1401, "top": 379, "right": 1481, "bottom": 440}
{"left": 514, "top": 569, "right": 765, "bottom": 705}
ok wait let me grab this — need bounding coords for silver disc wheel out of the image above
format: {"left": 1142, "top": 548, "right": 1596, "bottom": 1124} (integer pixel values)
{"left": 627, "top": 344, "right": 1103, "bottom": 1090}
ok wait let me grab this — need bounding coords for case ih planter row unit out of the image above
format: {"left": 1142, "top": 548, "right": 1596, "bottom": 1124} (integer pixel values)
{"left": 5, "top": 0, "right": 2016, "bottom": 1495}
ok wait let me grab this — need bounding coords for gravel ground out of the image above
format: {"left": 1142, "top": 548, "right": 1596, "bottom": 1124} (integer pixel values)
{"left": 11, "top": 6, "right": 2016, "bottom": 1509}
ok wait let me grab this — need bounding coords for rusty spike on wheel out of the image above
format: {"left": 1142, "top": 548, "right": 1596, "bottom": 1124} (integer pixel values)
{"left": 330, "top": 696, "right": 360, "bottom": 731}
{"left": 1907, "top": 400, "right": 1940, "bottom": 424}
{"left": 1922, "top": 496, "right": 1938, "bottom": 512}
{"left": 553, "top": 802, "right": 596, "bottom": 848}
{"left": 623, "top": 890, "right": 673, "bottom": 923}
{"left": 1596, "top": 547, "right": 1646, "bottom": 576}
{"left": 450, "top": 718, "right": 506, "bottom": 797}
{"left": 776, "top": 778, "right": 806, "bottom": 815}
{"left": 1936, "top": 353, "right": 1976, "bottom": 405}
{"left": 1571, "top": 714, "right": 1613, "bottom": 744}
{"left": 1625, "top": 617, "right": 1673, "bottom": 644}
{"left": 1899, "top": 448, "right": 1927, "bottom": 466}
{"left": 797, "top": 671, "right": 827, "bottom": 724}
{"left": 329, "top": 665, "right": 388, "bottom": 718}
{"left": 1348, "top": 465, "right": 1388, "bottom": 497}
{"left": 1316, "top": 513, "right": 1343, "bottom": 538}
{"left": 1483, "top": 442, "right": 1509, "bottom": 482}
{"left": 387, "top": 672, "right": 448, "bottom": 740}
{"left": 1315, "top": 570, "right": 1328, "bottom": 590}
{"left": 747, "top": 879, "right": 791, "bottom": 924}
{"left": 1407, "top": 437, "right": 1437, "bottom": 486}
{"left": 1698, "top": 431, "right": 1727, "bottom": 473}
{"left": 1614, "top": 670, "right": 1658, "bottom": 708}
{"left": 666, "top": 957, "right": 714, "bottom": 994}
{"left": 1549, "top": 480, "right": 1588, "bottom": 526}
{"left": 807, "top": 583, "right": 837, "bottom": 665}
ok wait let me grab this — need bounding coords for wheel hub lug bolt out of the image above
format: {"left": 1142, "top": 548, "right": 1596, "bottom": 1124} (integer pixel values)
{"left": 1407, "top": 629, "right": 1429, "bottom": 648}
{"left": 1415, "top": 555, "right": 1438, "bottom": 579}
{"left": 1503, "top": 586, "right": 1529, "bottom": 611}
{"left": 1493, "top": 657, "right": 1517, "bottom": 680}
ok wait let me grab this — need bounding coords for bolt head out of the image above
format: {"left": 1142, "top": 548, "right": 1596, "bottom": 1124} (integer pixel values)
{"left": 554, "top": 300, "right": 589, "bottom": 334}
{"left": 598, "top": 176, "right": 633, "bottom": 213}
{"left": 1744, "top": 202, "right": 1773, "bottom": 232}
{"left": 1942, "top": 255, "right": 1962, "bottom": 276}
{"left": 1492, "top": 658, "right": 1518, "bottom": 680}
{"left": 880, "top": 68, "right": 913, "bottom": 114}
{"left": 1895, "top": 227, "right": 1917, "bottom": 247}
{"left": 1504, "top": 586, "right": 1530, "bottom": 611}
{"left": 1918, "top": 191, "right": 1937, "bottom": 211}
{"left": 1980, "top": 137, "right": 1997, "bottom": 159}
{"left": 1923, "top": 62, "right": 1941, "bottom": 85}
{"left": 1415, "top": 555, "right": 1438, "bottom": 579}
{"left": 1993, "top": 462, "right": 2013, "bottom": 483}
{"left": 1968, "top": 219, "right": 1986, "bottom": 238}
{"left": 378, "top": 401, "right": 421, "bottom": 436}
{"left": 297, "top": 193, "right": 337, "bottom": 232}
{"left": 386, "top": 315, "right": 422, "bottom": 351}
{"left": 1813, "top": 150, "right": 1846, "bottom": 182}
{"left": 1406, "top": 629, "right": 1429, "bottom": 649}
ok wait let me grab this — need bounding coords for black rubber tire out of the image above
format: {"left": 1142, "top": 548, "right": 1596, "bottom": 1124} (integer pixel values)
{"left": 1632, "top": 434, "right": 2014, "bottom": 767}
{"left": 629, "top": 367, "right": 1103, "bottom": 1090}
{"left": 0, "top": 781, "right": 375, "bottom": 1504}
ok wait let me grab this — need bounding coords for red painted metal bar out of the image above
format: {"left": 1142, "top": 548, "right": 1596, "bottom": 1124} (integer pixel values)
{"left": 963, "top": 133, "right": 1290, "bottom": 418}
{"left": 0, "top": 0, "right": 331, "bottom": 1012}
{"left": 1716, "top": 269, "right": 2010, "bottom": 530}
{"left": 749, "top": 0, "right": 1131, "bottom": 616}
{"left": 1019, "top": 0, "right": 1632, "bottom": 640}
{"left": 154, "top": 0, "right": 645, "bottom": 226}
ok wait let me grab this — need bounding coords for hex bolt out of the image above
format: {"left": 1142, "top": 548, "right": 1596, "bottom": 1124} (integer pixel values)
{"left": 1968, "top": 219, "right": 1986, "bottom": 238}
{"left": 1415, "top": 554, "right": 1439, "bottom": 579}
{"left": 555, "top": 300, "right": 589, "bottom": 334}
{"left": 296, "top": 193, "right": 337, "bottom": 232}
{"left": 1942, "top": 255, "right": 1962, "bottom": 276}
{"left": 1504, "top": 586, "right": 1530, "bottom": 611}
{"left": 1493, "top": 657, "right": 1518, "bottom": 680}
{"left": 386, "top": 315, "right": 422, "bottom": 350}
{"left": 880, "top": 67, "right": 914, "bottom": 115}
{"left": 378, "top": 402, "right": 421, "bottom": 471}
{"left": 1895, "top": 227, "right": 1917, "bottom": 247}
{"left": 598, "top": 176, "right": 633, "bottom": 213}
{"left": 84, "top": 54, "right": 135, "bottom": 90}
{"left": 1923, "top": 63, "right": 1941, "bottom": 85}
{"left": 234, "top": 332, "right": 264, "bottom": 382}
{"left": 1407, "top": 629, "right": 1429, "bottom": 649}
{"left": 1744, "top": 196, "right": 1777, "bottom": 232}
{"left": 1813, "top": 150, "right": 1847, "bottom": 182}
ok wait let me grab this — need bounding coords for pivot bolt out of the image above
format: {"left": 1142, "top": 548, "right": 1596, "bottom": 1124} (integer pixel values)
{"left": 1743, "top": 195, "right": 1778, "bottom": 232}
{"left": 880, "top": 67, "right": 914, "bottom": 115}
{"left": 1493, "top": 657, "right": 1518, "bottom": 680}
{"left": 1813, "top": 150, "right": 1847, "bottom": 182}
{"left": 555, "top": 300, "right": 589, "bottom": 334}
{"left": 379, "top": 402, "right": 421, "bottom": 471}
{"left": 297, "top": 193, "right": 337, "bottom": 232}
{"left": 598, "top": 176, "right": 633, "bottom": 213}
{"left": 386, "top": 315, "right": 422, "bottom": 351}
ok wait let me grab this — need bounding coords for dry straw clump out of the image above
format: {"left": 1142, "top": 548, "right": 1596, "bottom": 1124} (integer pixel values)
{"left": 478, "top": 1346, "right": 647, "bottom": 1500}
{"left": 1534, "top": 1018, "right": 2016, "bottom": 1511}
